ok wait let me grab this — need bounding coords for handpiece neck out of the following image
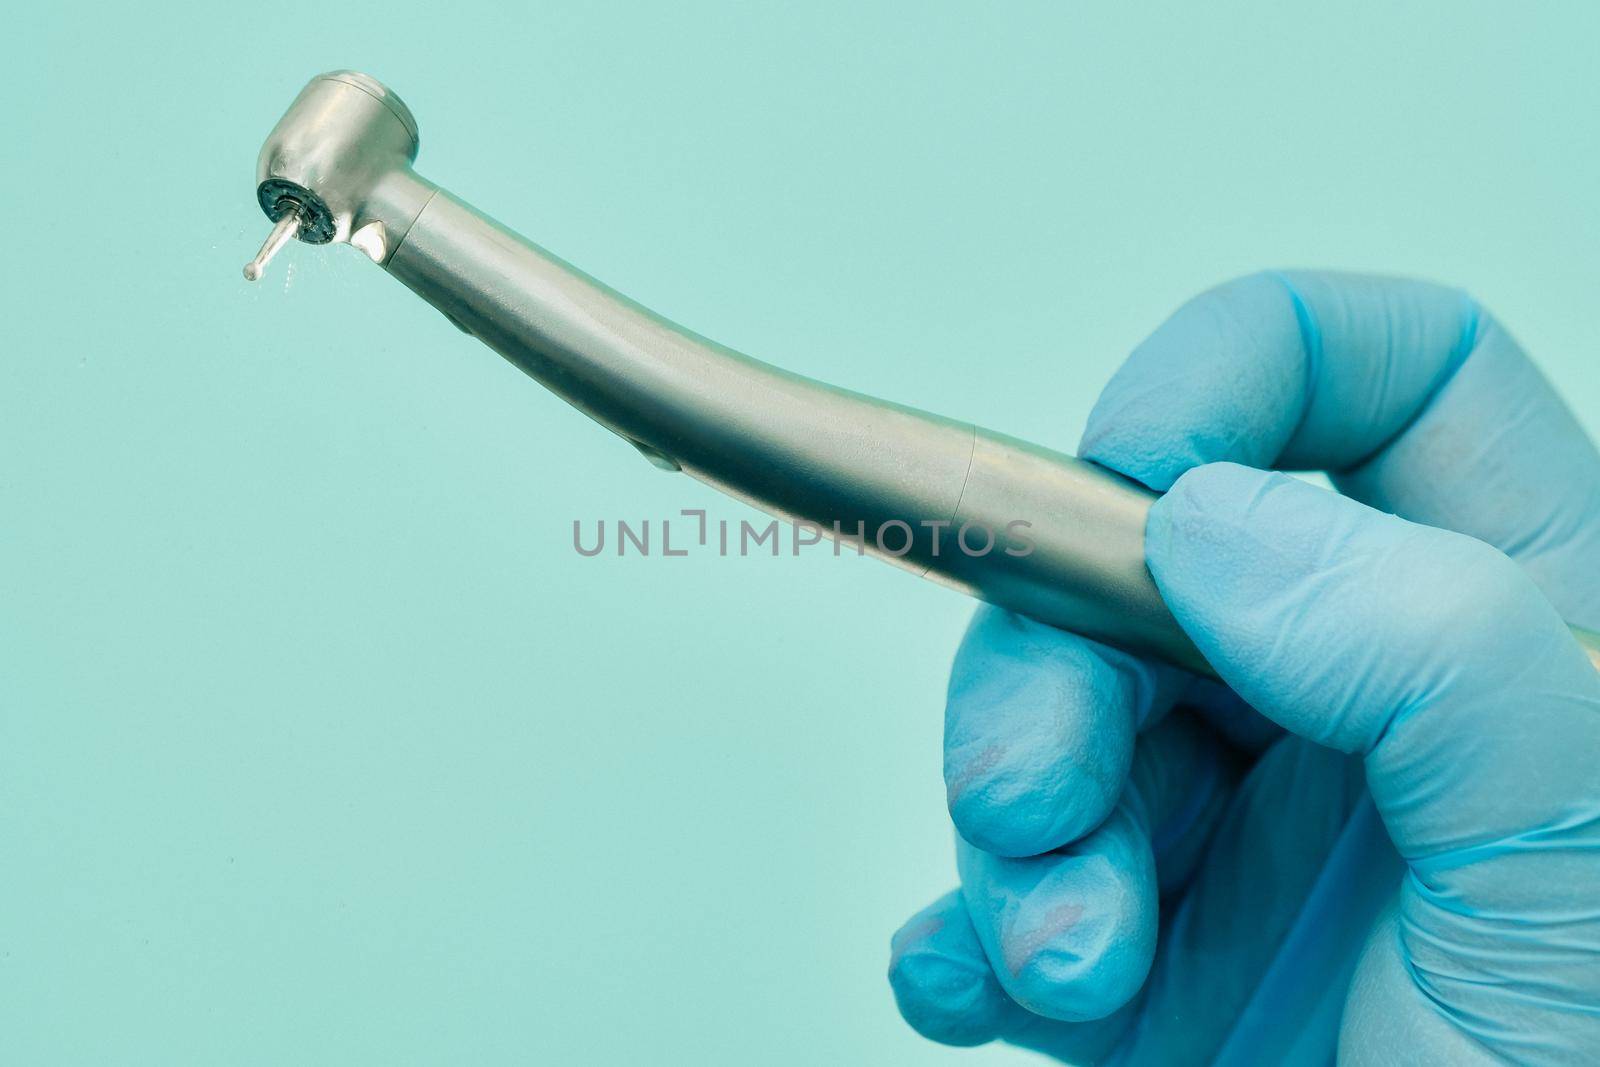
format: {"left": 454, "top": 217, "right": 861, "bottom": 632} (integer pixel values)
{"left": 380, "top": 183, "right": 978, "bottom": 565}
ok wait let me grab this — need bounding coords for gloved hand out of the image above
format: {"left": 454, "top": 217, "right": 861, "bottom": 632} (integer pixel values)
{"left": 887, "top": 272, "right": 1600, "bottom": 1065}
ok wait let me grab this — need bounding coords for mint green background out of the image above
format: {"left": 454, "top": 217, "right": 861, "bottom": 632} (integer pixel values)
{"left": 5, "top": 3, "right": 1599, "bottom": 1064}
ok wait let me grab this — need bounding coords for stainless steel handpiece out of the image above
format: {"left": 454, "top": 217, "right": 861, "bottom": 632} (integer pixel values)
{"left": 244, "top": 72, "right": 1600, "bottom": 678}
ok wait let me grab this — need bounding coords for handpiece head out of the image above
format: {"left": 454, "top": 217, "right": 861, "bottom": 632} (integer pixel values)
{"left": 245, "top": 71, "right": 423, "bottom": 281}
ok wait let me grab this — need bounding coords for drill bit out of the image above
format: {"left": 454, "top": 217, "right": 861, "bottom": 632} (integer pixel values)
{"left": 243, "top": 209, "right": 303, "bottom": 282}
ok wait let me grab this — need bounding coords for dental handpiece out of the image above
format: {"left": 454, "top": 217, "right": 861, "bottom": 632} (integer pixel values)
{"left": 245, "top": 72, "right": 1600, "bottom": 678}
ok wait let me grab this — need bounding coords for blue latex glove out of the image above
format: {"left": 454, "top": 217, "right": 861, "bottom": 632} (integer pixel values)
{"left": 888, "top": 272, "right": 1600, "bottom": 1064}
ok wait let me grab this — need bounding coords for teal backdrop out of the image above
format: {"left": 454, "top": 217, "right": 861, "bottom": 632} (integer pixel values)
{"left": 5, "top": 3, "right": 1599, "bottom": 1064}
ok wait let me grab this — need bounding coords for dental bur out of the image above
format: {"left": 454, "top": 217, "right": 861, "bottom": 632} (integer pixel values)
{"left": 243, "top": 209, "right": 303, "bottom": 282}
{"left": 245, "top": 72, "right": 1600, "bottom": 677}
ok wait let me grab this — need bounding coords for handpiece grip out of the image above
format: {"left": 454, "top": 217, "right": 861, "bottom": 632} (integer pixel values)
{"left": 383, "top": 186, "right": 1600, "bottom": 680}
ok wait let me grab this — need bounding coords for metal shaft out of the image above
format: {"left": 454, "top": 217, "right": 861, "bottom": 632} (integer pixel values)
{"left": 381, "top": 189, "right": 1600, "bottom": 677}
